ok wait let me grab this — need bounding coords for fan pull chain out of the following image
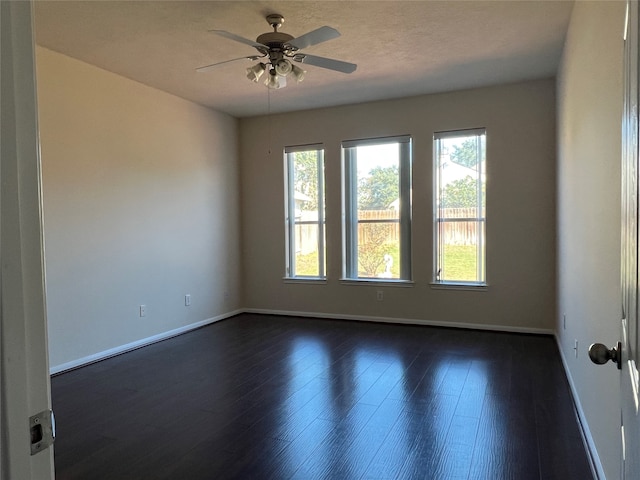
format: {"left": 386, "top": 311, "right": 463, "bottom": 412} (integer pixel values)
{"left": 267, "top": 86, "right": 272, "bottom": 155}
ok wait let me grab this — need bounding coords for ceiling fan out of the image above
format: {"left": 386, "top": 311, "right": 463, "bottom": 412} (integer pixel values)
{"left": 197, "top": 14, "right": 357, "bottom": 89}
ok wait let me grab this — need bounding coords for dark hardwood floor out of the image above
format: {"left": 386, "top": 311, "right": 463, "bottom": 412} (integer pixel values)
{"left": 51, "top": 314, "right": 593, "bottom": 479}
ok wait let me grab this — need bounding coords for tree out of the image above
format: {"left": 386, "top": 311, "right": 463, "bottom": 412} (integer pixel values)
{"left": 450, "top": 138, "right": 481, "bottom": 168}
{"left": 293, "top": 151, "right": 320, "bottom": 210}
{"left": 440, "top": 176, "right": 485, "bottom": 208}
{"left": 358, "top": 223, "right": 391, "bottom": 277}
{"left": 358, "top": 165, "right": 399, "bottom": 210}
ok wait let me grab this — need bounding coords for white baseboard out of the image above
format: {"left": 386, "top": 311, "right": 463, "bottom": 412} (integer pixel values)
{"left": 243, "top": 308, "right": 555, "bottom": 335}
{"left": 50, "top": 307, "right": 554, "bottom": 375}
{"left": 555, "top": 335, "right": 604, "bottom": 480}
{"left": 49, "top": 309, "right": 243, "bottom": 375}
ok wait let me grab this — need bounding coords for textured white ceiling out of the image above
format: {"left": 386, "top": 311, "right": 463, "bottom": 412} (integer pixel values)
{"left": 33, "top": 1, "right": 574, "bottom": 118}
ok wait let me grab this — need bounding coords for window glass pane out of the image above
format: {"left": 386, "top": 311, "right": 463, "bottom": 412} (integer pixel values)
{"left": 356, "top": 144, "right": 400, "bottom": 211}
{"left": 358, "top": 221, "right": 400, "bottom": 278}
{"left": 437, "top": 221, "right": 485, "bottom": 282}
{"left": 286, "top": 147, "right": 325, "bottom": 278}
{"left": 434, "top": 130, "right": 486, "bottom": 284}
{"left": 356, "top": 143, "right": 400, "bottom": 279}
{"left": 294, "top": 223, "right": 321, "bottom": 276}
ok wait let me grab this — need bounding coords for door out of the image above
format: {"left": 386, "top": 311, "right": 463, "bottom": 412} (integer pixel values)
{"left": 591, "top": 1, "right": 640, "bottom": 478}
{"left": 0, "top": 1, "right": 55, "bottom": 479}
{"left": 621, "top": 0, "right": 640, "bottom": 477}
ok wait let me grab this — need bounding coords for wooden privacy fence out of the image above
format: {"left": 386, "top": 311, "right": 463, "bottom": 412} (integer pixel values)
{"left": 357, "top": 210, "right": 399, "bottom": 245}
{"left": 436, "top": 208, "right": 484, "bottom": 246}
{"left": 295, "top": 208, "right": 482, "bottom": 254}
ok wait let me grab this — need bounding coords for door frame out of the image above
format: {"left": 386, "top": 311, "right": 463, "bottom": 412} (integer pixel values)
{"left": 0, "top": 1, "right": 54, "bottom": 479}
{"left": 621, "top": 0, "right": 640, "bottom": 478}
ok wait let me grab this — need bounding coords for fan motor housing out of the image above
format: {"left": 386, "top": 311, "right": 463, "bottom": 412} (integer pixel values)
{"left": 256, "top": 31, "right": 295, "bottom": 49}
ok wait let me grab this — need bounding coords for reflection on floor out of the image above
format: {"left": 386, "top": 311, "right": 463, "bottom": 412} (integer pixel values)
{"left": 52, "top": 313, "right": 593, "bottom": 479}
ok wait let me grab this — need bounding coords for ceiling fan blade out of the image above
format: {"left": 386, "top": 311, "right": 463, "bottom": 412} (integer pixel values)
{"left": 196, "top": 56, "right": 262, "bottom": 73}
{"left": 287, "top": 26, "right": 340, "bottom": 50}
{"left": 294, "top": 53, "right": 357, "bottom": 74}
{"left": 209, "top": 30, "right": 267, "bottom": 49}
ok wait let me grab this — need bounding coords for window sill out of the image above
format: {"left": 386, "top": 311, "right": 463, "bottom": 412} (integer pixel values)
{"left": 339, "top": 278, "right": 414, "bottom": 287}
{"left": 430, "top": 282, "right": 488, "bottom": 292}
{"left": 283, "top": 277, "right": 328, "bottom": 285}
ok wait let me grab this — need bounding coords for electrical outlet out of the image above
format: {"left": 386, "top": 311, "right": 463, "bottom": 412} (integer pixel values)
{"left": 139, "top": 305, "right": 146, "bottom": 317}
{"left": 376, "top": 290, "right": 383, "bottom": 301}
{"left": 563, "top": 313, "right": 566, "bottom": 330}
{"left": 574, "top": 339, "right": 579, "bottom": 358}
{"left": 185, "top": 294, "right": 191, "bottom": 306}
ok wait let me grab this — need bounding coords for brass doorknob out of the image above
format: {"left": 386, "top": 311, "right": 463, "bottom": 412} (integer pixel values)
{"left": 588, "top": 342, "right": 621, "bottom": 370}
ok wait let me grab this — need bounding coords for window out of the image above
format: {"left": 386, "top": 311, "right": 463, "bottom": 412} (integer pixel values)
{"left": 284, "top": 145, "right": 326, "bottom": 279}
{"left": 342, "top": 136, "right": 412, "bottom": 281}
{"left": 434, "top": 128, "right": 486, "bottom": 285}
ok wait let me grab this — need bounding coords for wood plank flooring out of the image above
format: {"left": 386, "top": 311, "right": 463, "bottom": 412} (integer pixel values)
{"left": 51, "top": 314, "right": 593, "bottom": 479}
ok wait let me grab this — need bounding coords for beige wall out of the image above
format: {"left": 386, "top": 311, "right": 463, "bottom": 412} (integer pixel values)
{"left": 557, "top": 1, "right": 625, "bottom": 479}
{"left": 36, "top": 47, "right": 242, "bottom": 371}
{"left": 240, "top": 79, "right": 556, "bottom": 332}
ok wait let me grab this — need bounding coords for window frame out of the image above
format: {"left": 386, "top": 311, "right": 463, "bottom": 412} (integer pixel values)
{"left": 284, "top": 144, "right": 326, "bottom": 280}
{"left": 341, "top": 135, "right": 412, "bottom": 282}
{"left": 433, "top": 128, "right": 487, "bottom": 287}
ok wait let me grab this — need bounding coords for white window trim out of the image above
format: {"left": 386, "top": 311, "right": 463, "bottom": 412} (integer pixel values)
{"left": 339, "top": 279, "right": 414, "bottom": 287}
{"left": 342, "top": 135, "right": 412, "bottom": 281}
{"left": 283, "top": 278, "right": 328, "bottom": 285}
{"left": 433, "top": 128, "right": 486, "bottom": 286}
{"left": 429, "top": 282, "right": 488, "bottom": 291}
{"left": 284, "top": 144, "right": 326, "bottom": 280}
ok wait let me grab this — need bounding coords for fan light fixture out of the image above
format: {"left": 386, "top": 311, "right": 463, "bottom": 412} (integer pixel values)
{"left": 246, "top": 62, "right": 266, "bottom": 82}
{"left": 291, "top": 64, "right": 306, "bottom": 82}
{"left": 268, "top": 58, "right": 303, "bottom": 88}
{"left": 197, "top": 14, "right": 357, "bottom": 89}
{"left": 265, "top": 68, "right": 286, "bottom": 89}
{"left": 275, "top": 59, "right": 293, "bottom": 76}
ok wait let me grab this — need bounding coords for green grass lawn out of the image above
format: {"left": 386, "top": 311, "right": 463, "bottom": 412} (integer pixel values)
{"left": 439, "top": 245, "right": 481, "bottom": 281}
{"left": 295, "top": 252, "right": 322, "bottom": 277}
{"left": 294, "top": 244, "right": 480, "bottom": 280}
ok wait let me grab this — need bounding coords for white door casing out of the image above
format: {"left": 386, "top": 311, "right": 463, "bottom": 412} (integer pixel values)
{"left": 0, "top": 1, "right": 55, "bottom": 479}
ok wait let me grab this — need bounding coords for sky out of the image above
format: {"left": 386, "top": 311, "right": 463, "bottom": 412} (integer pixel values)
{"left": 354, "top": 143, "right": 400, "bottom": 178}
